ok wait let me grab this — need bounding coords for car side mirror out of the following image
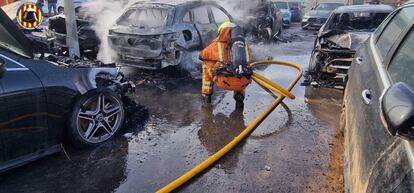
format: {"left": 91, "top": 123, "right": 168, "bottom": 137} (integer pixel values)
{"left": 380, "top": 82, "right": 414, "bottom": 140}
{"left": 0, "top": 58, "right": 5, "bottom": 77}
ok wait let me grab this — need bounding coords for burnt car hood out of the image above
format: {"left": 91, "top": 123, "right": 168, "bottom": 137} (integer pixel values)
{"left": 306, "top": 10, "right": 332, "bottom": 18}
{"left": 321, "top": 30, "right": 370, "bottom": 50}
{"left": 110, "top": 25, "right": 174, "bottom": 35}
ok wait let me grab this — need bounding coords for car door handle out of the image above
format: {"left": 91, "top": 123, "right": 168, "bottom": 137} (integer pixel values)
{"left": 362, "top": 89, "right": 372, "bottom": 105}
{"left": 356, "top": 57, "right": 363, "bottom": 65}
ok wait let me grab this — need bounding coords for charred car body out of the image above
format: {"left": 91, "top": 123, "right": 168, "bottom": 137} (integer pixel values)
{"left": 303, "top": 5, "right": 393, "bottom": 89}
{"left": 0, "top": 8, "right": 132, "bottom": 172}
{"left": 108, "top": 1, "right": 233, "bottom": 70}
{"left": 241, "top": 0, "right": 283, "bottom": 42}
{"left": 45, "top": 9, "right": 100, "bottom": 55}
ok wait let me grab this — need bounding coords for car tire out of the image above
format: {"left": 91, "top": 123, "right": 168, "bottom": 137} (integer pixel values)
{"left": 67, "top": 88, "right": 125, "bottom": 148}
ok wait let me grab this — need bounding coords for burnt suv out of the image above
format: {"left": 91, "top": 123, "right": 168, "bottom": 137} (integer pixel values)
{"left": 108, "top": 1, "right": 233, "bottom": 70}
{"left": 302, "top": 5, "right": 393, "bottom": 89}
{"left": 341, "top": 3, "right": 414, "bottom": 192}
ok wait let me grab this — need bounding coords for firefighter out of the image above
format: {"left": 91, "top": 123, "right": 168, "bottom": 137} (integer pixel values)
{"left": 199, "top": 21, "right": 252, "bottom": 108}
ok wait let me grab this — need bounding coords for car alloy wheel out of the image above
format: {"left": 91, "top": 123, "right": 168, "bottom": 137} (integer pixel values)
{"left": 76, "top": 93, "right": 124, "bottom": 144}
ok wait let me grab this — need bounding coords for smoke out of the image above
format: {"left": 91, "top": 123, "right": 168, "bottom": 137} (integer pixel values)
{"left": 83, "top": 0, "right": 136, "bottom": 63}
{"left": 180, "top": 51, "right": 203, "bottom": 79}
{"left": 216, "top": 0, "right": 261, "bottom": 21}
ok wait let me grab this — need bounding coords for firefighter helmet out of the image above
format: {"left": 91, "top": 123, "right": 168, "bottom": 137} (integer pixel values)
{"left": 217, "top": 21, "right": 236, "bottom": 33}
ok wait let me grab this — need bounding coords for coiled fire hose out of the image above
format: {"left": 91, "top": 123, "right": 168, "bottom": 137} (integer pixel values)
{"left": 156, "top": 60, "right": 304, "bottom": 193}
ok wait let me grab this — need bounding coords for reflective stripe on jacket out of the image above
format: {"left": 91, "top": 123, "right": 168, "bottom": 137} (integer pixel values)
{"left": 199, "top": 27, "right": 232, "bottom": 67}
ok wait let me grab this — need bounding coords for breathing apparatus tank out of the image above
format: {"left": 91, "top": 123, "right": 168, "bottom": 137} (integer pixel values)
{"left": 214, "top": 26, "right": 253, "bottom": 92}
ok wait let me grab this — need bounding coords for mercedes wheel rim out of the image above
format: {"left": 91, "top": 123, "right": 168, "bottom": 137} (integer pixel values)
{"left": 76, "top": 94, "right": 124, "bottom": 144}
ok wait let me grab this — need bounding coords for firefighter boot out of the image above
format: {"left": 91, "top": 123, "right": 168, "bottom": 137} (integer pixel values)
{"left": 234, "top": 91, "right": 245, "bottom": 109}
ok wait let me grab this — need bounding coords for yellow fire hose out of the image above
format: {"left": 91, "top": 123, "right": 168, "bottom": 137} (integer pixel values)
{"left": 156, "top": 60, "right": 303, "bottom": 193}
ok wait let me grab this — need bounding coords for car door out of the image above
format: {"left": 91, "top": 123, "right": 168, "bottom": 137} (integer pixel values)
{"left": 180, "top": 10, "right": 202, "bottom": 50}
{"left": 210, "top": 5, "right": 232, "bottom": 28}
{"left": 370, "top": 21, "right": 414, "bottom": 193}
{"left": 0, "top": 50, "right": 49, "bottom": 167}
{"left": 345, "top": 6, "right": 414, "bottom": 193}
{"left": 192, "top": 6, "right": 217, "bottom": 48}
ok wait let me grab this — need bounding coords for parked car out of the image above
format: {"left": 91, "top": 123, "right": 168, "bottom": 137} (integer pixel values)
{"left": 0, "top": 8, "right": 131, "bottom": 172}
{"left": 288, "top": 1, "right": 303, "bottom": 22}
{"left": 341, "top": 2, "right": 414, "bottom": 192}
{"left": 274, "top": 1, "right": 292, "bottom": 27}
{"left": 241, "top": 0, "right": 283, "bottom": 41}
{"left": 301, "top": 2, "right": 344, "bottom": 29}
{"left": 302, "top": 5, "right": 393, "bottom": 89}
{"left": 108, "top": 1, "right": 233, "bottom": 70}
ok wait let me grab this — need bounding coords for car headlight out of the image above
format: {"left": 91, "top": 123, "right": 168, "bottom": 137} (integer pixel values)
{"left": 302, "top": 15, "right": 310, "bottom": 21}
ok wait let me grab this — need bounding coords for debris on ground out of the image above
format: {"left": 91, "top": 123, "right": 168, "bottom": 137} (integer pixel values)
{"left": 122, "top": 96, "right": 149, "bottom": 133}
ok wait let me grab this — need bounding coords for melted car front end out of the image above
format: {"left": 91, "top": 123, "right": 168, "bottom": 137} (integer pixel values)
{"left": 304, "top": 31, "right": 368, "bottom": 89}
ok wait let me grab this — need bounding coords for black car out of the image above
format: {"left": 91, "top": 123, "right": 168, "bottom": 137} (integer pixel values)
{"left": 341, "top": 2, "right": 414, "bottom": 192}
{"left": 0, "top": 8, "right": 130, "bottom": 172}
{"left": 301, "top": 2, "right": 344, "bottom": 30}
{"left": 242, "top": 0, "right": 283, "bottom": 41}
{"left": 303, "top": 5, "right": 393, "bottom": 89}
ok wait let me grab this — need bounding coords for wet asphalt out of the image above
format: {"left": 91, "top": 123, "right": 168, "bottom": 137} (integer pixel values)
{"left": 0, "top": 24, "right": 344, "bottom": 193}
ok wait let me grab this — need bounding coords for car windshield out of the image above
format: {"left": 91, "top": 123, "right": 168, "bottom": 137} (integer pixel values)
{"left": 0, "top": 23, "right": 32, "bottom": 58}
{"left": 326, "top": 12, "right": 390, "bottom": 32}
{"left": 117, "top": 8, "right": 170, "bottom": 28}
{"left": 315, "top": 3, "right": 343, "bottom": 11}
{"left": 275, "top": 2, "right": 288, "bottom": 9}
